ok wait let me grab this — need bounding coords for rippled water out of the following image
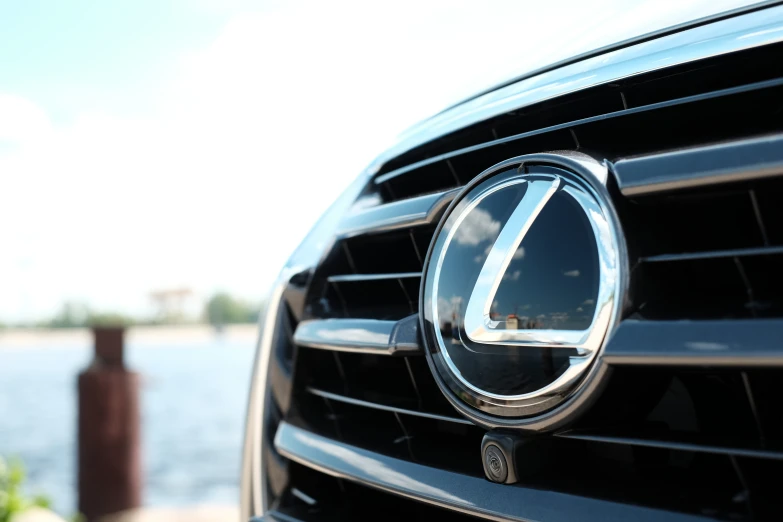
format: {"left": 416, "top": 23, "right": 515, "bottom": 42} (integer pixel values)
{"left": 0, "top": 335, "right": 256, "bottom": 516}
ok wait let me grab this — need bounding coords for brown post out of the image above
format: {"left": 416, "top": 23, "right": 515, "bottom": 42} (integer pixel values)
{"left": 78, "top": 327, "right": 142, "bottom": 521}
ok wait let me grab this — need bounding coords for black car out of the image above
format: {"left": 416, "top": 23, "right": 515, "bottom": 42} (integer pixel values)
{"left": 242, "top": 3, "right": 783, "bottom": 520}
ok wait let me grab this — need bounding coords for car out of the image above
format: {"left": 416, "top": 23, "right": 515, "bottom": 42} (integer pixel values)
{"left": 241, "top": 3, "right": 783, "bottom": 521}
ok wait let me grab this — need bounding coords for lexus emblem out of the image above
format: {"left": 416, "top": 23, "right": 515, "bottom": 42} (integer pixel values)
{"left": 420, "top": 152, "right": 627, "bottom": 430}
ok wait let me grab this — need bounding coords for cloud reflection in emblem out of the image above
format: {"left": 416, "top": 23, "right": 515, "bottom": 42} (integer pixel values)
{"left": 454, "top": 208, "right": 500, "bottom": 246}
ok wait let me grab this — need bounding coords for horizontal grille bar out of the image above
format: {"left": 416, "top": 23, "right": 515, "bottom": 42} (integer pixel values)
{"left": 641, "top": 245, "right": 783, "bottom": 264}
{"left": 374, "top": 76, "right": 783, "bottom": 199}
{"left": 253, "top": 511, "right": 302, "bottom": 522}
{"left": 614, "top": 133, "right": 783, "bottom": 196}
{"left": 293, "top": 315, "right": 422, "bottom": 356}
{"left": 337, "top": 189, "right": 457, "bottom": 237}
{"left": 274, "top": 421, "right": 713, "bottom": 522}
{"left": 327, "top": 272, "right": 421, "bottom": 283}
{"left": 306, "top": 387, "right": 471, "bottom": 425}
{"left": 557, "top": 429, "right": 783, "bottom": 461}
{"left": 375, "top": 5, "right": 783, "bottom": 177}
{"left": 602, "top": 319, "right": 783, "bottom": 366}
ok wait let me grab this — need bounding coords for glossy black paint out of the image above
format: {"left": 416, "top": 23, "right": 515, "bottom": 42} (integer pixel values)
{"left": 274, "top": 421, "right": 713, "bottom": 522}
{"left": 614, "top": 133, "right": 783, "bottom": 196}
{"left": 602, "top": 319, "right": 783, "bottom": 367}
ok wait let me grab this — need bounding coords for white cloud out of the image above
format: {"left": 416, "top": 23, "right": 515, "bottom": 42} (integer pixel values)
{"left": 474, "top": 240, "right": 524, "bottom": 264}
{"left": 454, "top": 208, "right": 500, "bottom": 246}
{"left": 436, "top": 296, "right": 463, "bottom": 327}
{"left": 0, "top": 94, "right": 52, "bottom": 147}
{"left": 503, "top": 270, "right": 521, "bottom": 281}
{"left": 0, "top": 0, "right": 754, "bottom": 322}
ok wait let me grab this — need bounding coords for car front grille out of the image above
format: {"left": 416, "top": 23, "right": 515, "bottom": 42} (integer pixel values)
{"left": 257, "top": 35, "right": 783, "bottom": 522}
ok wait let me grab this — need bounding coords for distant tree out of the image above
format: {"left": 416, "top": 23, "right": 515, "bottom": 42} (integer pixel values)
{"left": 205, "top": 293, "right": 261, "bottom": 326}
{"left": 45, "top": 302, "right": 135, "bottom": 328}
{"left": 87, "top": 312, "right": 134, "bottom": 328}
{"left": 47, "top": 302, "right": 90, "bottom": 328}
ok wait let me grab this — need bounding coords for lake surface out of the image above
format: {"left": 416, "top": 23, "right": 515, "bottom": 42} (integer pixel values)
{"left": 0, "top": 335, "right": 256, "bottom": 517}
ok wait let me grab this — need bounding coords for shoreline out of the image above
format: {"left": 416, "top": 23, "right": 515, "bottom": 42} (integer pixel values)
{"left": 0, "top": 323, "right": 259, "bottom": 348}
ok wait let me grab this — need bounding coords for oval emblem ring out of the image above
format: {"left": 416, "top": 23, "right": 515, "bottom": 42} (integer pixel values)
{"left": 420, "top": 152, "right": 627, "bottom": 431}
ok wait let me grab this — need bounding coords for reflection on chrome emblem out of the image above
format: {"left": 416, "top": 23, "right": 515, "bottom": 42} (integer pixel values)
{"left": 421, "top": 152, "right": 626, "bottom": 428}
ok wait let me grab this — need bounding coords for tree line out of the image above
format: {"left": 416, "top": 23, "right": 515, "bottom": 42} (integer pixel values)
{"left": 14, "top": 293, "right": 263, "bottom": 329}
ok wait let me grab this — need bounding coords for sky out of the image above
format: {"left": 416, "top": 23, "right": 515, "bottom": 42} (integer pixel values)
{"left": 0, "top": 0, "right": 757, "bottom": 323}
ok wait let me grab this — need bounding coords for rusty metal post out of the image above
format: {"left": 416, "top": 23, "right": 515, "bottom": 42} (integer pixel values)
{"left": 78, "top": 327, "right": 141, "bottom": 521}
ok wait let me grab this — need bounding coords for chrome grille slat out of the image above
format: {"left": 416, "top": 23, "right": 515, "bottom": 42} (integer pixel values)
{"left": 306, "top": 387, "right": 472, "bottom": 425}
{"left": 556, "top": 430, "right": 783, "bottom": 461}
{"left": 374, "top": 76, "right": 783, "bottom": 202}
{"left": 602, "top": 320, "right": 783, "bottom": 367}
{"left": 374, "top": 4, "right": 783, "bottom": 177}
{"left": 614, "top": 133, "right": 783, "bottom": 196}
{"left": 337, "top": 189, "right": 458, "bottom": 238}
{"left": 327, "top": 272, "right": 421, "bottom": 283}
{"left": 293, "top": 317, "right": 422, "bottom": 356}
{"left": 640, "top": 245, "right": 783, "bottom": 264}
{"left": 274, "top": 422, "right": 711, "bottom": 522}
{"left": 259, "top": 510, "right": 303, "bottom": 522}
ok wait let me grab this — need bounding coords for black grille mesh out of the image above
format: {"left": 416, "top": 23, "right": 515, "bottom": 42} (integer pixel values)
{"left": 265, "top": 41, "right": 783, "bottom": 521}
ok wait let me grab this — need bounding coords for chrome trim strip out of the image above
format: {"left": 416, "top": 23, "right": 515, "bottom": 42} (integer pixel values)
{"left": 274, "top": 422, "right": 711, "bottom": 522}
{"left": 557, "top": 430, "right": 783, "bottom": 461}
{"left": 243, "top": 166, "right": 375, "bottom": 519}
{"left": 602, "top": 319, "right": 783, "bottom": 367}
{"left": 294, "top": 318, "right": 422, "bottom": 356}
{"left": 255, "top": 511, "right": 306, "bottom": 522}
{"left": 327, "top": 272, "right": 421, "bottom": 283}
{"left": 376, "top": 5, "right": 783, "bottom": 170}
{"left": 337, "top": 189, "right": 459, "bottom": 238}
{"left": 376, "top": 77, "right": 783, "bottom": 187}
{"left": 306, "top": 387, "right": 473, "bottom": 425}
{"left": 241, "top": 273, "right": 294, "bottom": 519}
{"left": 642, "top": 245, "right": 783, "bottom": 263}
{"left": 614, "top": 133, "right": 783, "bottom": 196}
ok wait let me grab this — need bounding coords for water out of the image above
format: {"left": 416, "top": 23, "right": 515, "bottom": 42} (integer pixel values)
{"left": 0, "top": 335, "right": 256, "bottom": 517}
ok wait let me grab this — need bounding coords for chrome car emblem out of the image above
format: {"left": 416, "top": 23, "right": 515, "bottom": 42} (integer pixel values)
{"left": 420, "top": 152, "right": 627, "bottom": 429}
